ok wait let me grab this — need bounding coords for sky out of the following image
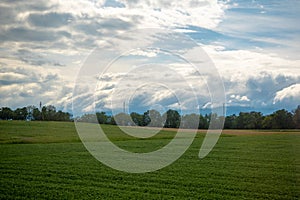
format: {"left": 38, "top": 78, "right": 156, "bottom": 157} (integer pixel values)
{"left": 0, "top": 0, "right": 299, "bottom": 116}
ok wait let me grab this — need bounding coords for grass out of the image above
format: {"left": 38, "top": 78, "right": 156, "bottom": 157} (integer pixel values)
{"left": 0, "top": 121, "right": 299, "bottom": 199}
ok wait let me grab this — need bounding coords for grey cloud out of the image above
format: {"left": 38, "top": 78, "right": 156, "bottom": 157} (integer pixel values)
{"left": 28, "top": 12, "right": 73, "bottom": 28}
{"left": 19, "top": 92, "right": 33, "bottom": 98}
{"left": 1, "top": 0, "right": 54, "bottom": 12}
{"left": 76, "top": 23, "right": 103, "bottom": 36}
{"left": 0, "top": 64, "right": 40, "bottom": 85}
{"left": 44, "top": 74, "right": 59, "bottom": 82}
{"left": 15, "top": 49, "right": 65, "bottom": 66}
{"left": 72, "top": 90, "right": 95, "bottom": 114}
{"left": 1, "top": 27, "right": 59, "bottom": 42}
{"left": 98, "top": 18, "right": 133, "bottom": 30}
{"left": 0, "top": 6, "right": 17, "bottom": 25}
{"left": 0, "top": 73, "right": 29, "bottom": 85}
{"left": 75, "top": 18, "right": 133, "bottom": 36}
{"left": 0, "top": 65, "right": 56, "bottom": 86}
{"left": 246, "top": 72, "right": 299, "bottom": 97}
{"left": 189, "top": 0, "right": 209, "bottom": 7}
{"left": 101, "top": 84, "right": 115, "bottom": 90}
{"left": 57, "top": 31, "right": 72, "bottom": 38}
{"left": 224, "top": 71, "right": 300, "bottom": 110}
{"left": 0, "top": 22, "right": 72, "bottom": 43}
{"left": 0, "top": 63, "right": 71, "bottom": 110}
{"left": 98, "top": 74, "right": 113, "bottom": 82}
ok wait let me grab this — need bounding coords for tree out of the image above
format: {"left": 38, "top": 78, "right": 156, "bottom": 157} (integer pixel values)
{"left": 236, "top": 112, "right": 263, "bottom": 129}
{"left": 26, "top": 105, "right": 35, "bottom": 121}
{"left": 262, "top": 115, "right": 275, "bottom": 129}
{"left": 109, "top": 116, "right": 116, "bottom": 125}
{"left": 293, "top": 105, "right": 300, "bottom": 129}
{"left": 143, "top": 109, "right": 164, "bottom": 127}
{"left": 163, "top": 109, "right": 180, "bottom": 128}
{"left": 0, "top": 105, "right": 70, "bottom": 122}
{"left": 55, "top": 110, "right": 71, "bottom": 121}
{"left": 32, "top": 108, "right": 41, "bottom": 120}
{"left": 198, "top": 114, "right": 209, "bottom": 129}
{"left": 96, "top": 112, "right": 108, "bottom": 124}
{"left": 40, "top": 105, "right": 57, "bottom": 121}
{"left": 13, "top": 107, "right": 28, "bottom": 120}
{"left": 180, "top": 113, "right": 199, "bottom": 129}
{"left": 263, "top": 109, "right": 294, "bottom": 129}
{"left": 273, "top": 109, "right": 295, "bottom": 129}
{"left": 0, "top": 107, "right": 13, "bottom": 120}
{"left": 77, "top": 114, "right": 98, "bottom": 123}
{"left": 224, "top": 114, "right": 237, "bottom": 129}
{"left": 45, "top": 105, "right": 56, "bottom": 121}
{"left": 41, "top": 106, "right": 46, "bottom": 121}
{"left": 130, "top": 112, "right": 143, "bottom": 126}
{"left": 114, "top": 113, "right": 132, "bottom": 126}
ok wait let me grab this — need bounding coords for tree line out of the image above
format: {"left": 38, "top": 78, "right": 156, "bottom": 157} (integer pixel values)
{"left": 1, "top": 105, "right": 300, "bottom": 129}
{"left": 76, "top": 105, "right": 300, "bottom": 129}
{"left": 0, "top": 105, "right": 72, "bottom": 121}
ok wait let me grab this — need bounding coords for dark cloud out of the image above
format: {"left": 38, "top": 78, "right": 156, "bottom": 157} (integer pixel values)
{"left": 0, "top": 64, "right": 40, "bottom": 85}
{"left": 103, "top": 0, "right": 125, "bottom": 8}
{"left": 0, "top": 0, "right": 54, "bottom": 12}
{"left": 75, "top": 18, "right": 133, "bottom": 36}
{"left": 0, "top": 63, "right": 71, "bottom": 110}
{"left": 28, "top": 12, "right": 73, "bottom": 28}
{"left": 0, "top": 6, "right": 17, "bottom": 25}
{"left": 15, "top": 49, "right": 65, "bottom": 66}
{"left": 76, "top": 23, "right": 103, "bottom": 36}
{"left": 0, "top": 73, "right": 29, "bottom": 85}
{"left": 98, "top": 18, "right": 133, "bottom": 30}
{"left": 1, "top": 27, "right": 59, "bottom": 42}
{"left": 246, "top": 72, "right": 299, "bottom": 98}
{"left": 224, "top": 71, "right": 300, "bottom": 111}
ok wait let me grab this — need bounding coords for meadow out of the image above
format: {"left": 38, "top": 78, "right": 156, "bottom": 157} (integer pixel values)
{"left": 0, "top": 121, "right": 299, "bottom": 199}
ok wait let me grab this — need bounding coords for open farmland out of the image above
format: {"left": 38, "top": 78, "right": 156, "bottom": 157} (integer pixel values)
{"left": 0, "top": 121, "right": 299, "bottom": 199}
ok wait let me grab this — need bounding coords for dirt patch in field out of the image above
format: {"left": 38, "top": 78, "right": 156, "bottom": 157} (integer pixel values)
{"left": 122, "top": 126, "right": 300, "bottom": 135}
{"left": 220, "top": 129, "right": 300, "bottom": 135}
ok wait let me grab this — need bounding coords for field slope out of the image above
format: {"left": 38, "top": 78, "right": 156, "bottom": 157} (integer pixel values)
{"left": 0, "top": 121, "right": 299, "bottom": 199}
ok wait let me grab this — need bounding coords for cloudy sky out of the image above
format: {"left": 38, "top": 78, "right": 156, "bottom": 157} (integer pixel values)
{"left": 0, "top": 0, "right": 299, "bottom": 115}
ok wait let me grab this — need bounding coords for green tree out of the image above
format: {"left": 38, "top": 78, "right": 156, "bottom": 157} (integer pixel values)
{"left": 13, "top": 107, "right": 28, "bottom": 120}
{"left": 163, "top": 109, "right": 180, "bottom": 128}
{"left": 262, "top": 115, "right": 274, "bottom": 129}
{"left": 273, "top": 109, "right": 295, "bottom": 129}
{"left": 236, "top": 112, "right": 263, "bottom": 129}
{"left": 224, "top": 114, "right": 237, "bottom": 129}
{"left": 130, "top": 112, "right": 143, "bottom": 126}
{"left": 263, "top": 109, "right": 294, "bottom": 129}
{"left": 109, "top": 116, "right": 116, "bottom": 125}
{"left": 26, "top": 105, "right": 35, "bottom": 120}
{"left": 77, "top": 114, "right": 98, "bottom": 123}
{"left": 114, "top": 113, "right": 132, "bottom": 126}
{"left": 32, "top": 108, "right": 41, "bottom": 120}
{"left": 198, "top": 114, "right": 209, "bottom": 129}
{"left": 45, "top": 105, "right": 56, "bottom": 121}
{"left": 55, "top": 110, "right": 71, "bottom": 121}
{"left": 0, "top": 107, "right": 13, "bottom": 120}
{"left": 181, "top": 113, "right": 199, "bottom": 129}
{"left": 293, "top": 105, "right": 300, "bottom": 129}
{"left": 96, "top": 112, "right": 108, "bottom": 124}
{"left": 144, "top": 109, "right": 164, "bottom": 127}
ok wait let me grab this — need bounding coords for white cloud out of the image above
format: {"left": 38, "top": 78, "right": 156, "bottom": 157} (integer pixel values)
{"left": 129, "top": 49, "right": 158, "bottom": 58}
{"left": 1, "top": 0, "right": 299, "bottom": 115}
{"left": 115, "top": 0, "right": 227, "bottom": 29}
{"left": 0, "top": 59, "right": 72, "bottom": 111}
{"left": 229, "top": 94, "right": 250, "bottom": 103}
{"left": 273, "top": 84, "right": 300, "bottom": 104}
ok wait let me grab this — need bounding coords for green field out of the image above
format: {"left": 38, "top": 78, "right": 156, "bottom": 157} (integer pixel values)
{"left": 0, "top": 121, "right": 299, "bottom": 199}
